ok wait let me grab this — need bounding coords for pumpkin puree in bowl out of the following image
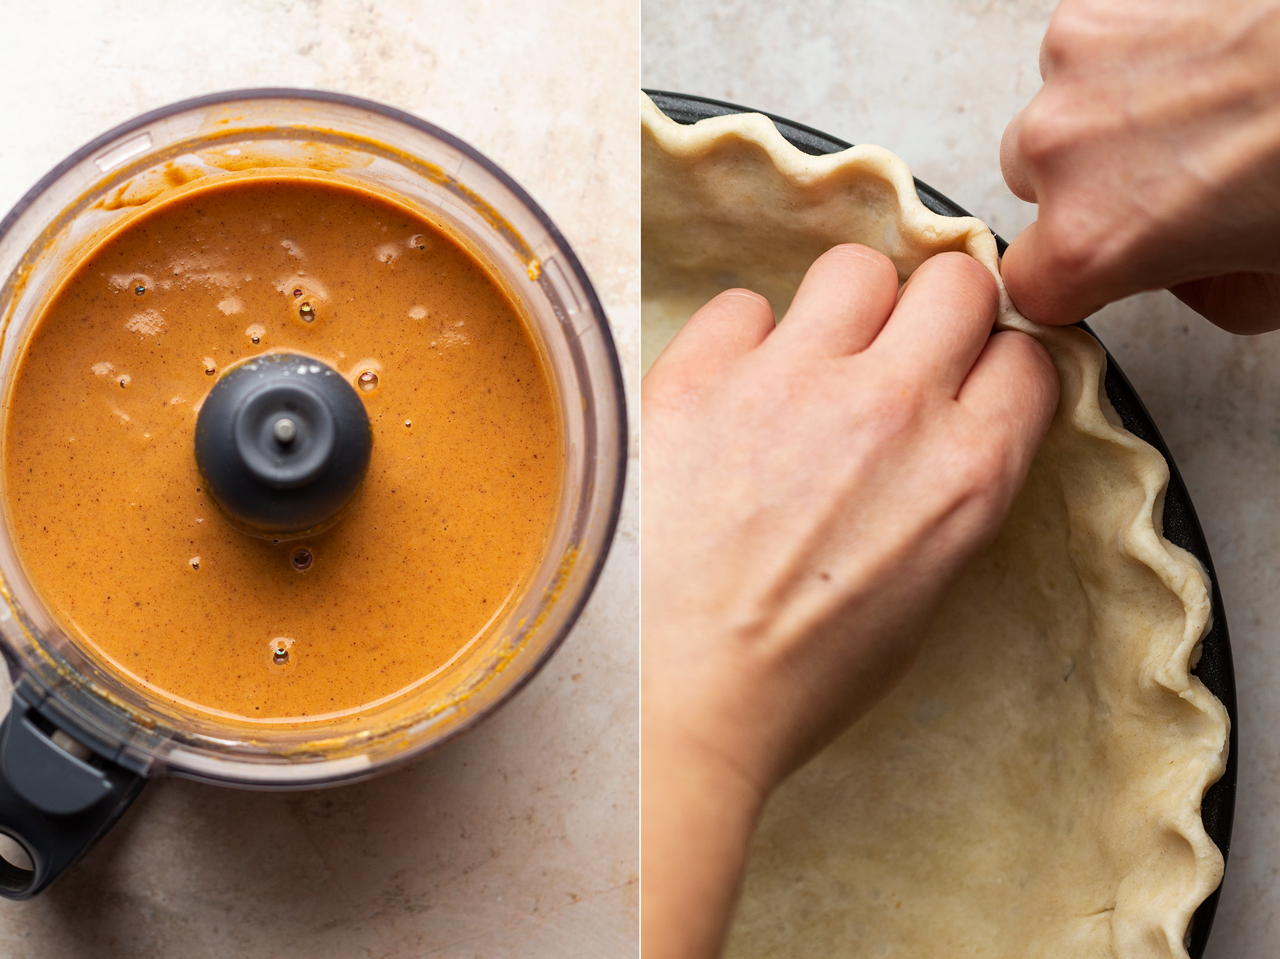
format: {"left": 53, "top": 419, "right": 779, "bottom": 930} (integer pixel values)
{"left": 3, "top": 176, "right": 559, "bottom": 724}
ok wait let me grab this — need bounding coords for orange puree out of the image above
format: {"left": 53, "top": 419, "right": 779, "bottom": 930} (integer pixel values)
{"left": 3, "top": 177, "right": 559, "bottom": 723}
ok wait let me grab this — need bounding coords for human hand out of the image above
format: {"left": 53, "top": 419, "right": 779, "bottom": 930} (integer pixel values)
{"left": 1000, "top": 0, "right": 1280, "bottom": 332}
{"left": 641, "top": 245, "right": 1057, "bottom": 958}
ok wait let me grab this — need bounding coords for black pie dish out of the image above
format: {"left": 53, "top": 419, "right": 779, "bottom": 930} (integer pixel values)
{"left": 644, "top": 89, "right": 1237, "bottom": 959}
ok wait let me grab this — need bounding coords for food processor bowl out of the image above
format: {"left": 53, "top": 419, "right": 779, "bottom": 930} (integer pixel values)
{"left": 0, "top": 89, "right": 627, "bottom": 897}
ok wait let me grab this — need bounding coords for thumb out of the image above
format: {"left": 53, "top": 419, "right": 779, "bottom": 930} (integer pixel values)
{"left": 1000, "top": 219, "right": 1117, "bottom": 325}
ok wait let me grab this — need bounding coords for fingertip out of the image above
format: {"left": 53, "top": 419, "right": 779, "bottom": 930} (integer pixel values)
{"left": 800, "top": 242, "right": 902, "bottom": 307}
{"left": 647, "top": 287, "right": 776, "bottom": 382}
{"left": 910, "top": 251, "right": 1000, "bottom": 318}
{"left": 687, "top": 286, "right": 776, "bottom": 336}
{"left": 870, "top": 252, "right": 1001, "bottom": 393}
{"left": 770, "top": 243, "right": 901, "bottom": 357}
{"left": 819, "top": 242, "right": 900, "bottom": 280}
{"left": 1000, "top": 223, "right": 1103, "bottom": 326}
{"left": 714, "top": 287, "right": 772, "bottom": 310}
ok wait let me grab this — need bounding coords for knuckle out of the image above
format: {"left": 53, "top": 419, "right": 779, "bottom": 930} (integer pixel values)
{"left": 953, "top": 435, "right": 1006, "bottom": 493}
{"left": 1035, "top": 215, "right": 1104, "bottom": 277}
{"left": 1039, "top": 19, "right": 1078, "bottom": 69}
{"left": 933, "top": 251, "right": 998, "bottom": 296}
{"left": 643, "top": 361, "right": 707, "bottom": 414}
{"left": 1041, "top": 0, "right": 1105, "bottom": 67}
{"left": 826, "top": 242, "right": 898, "bottom": 277}
{"left": 1014, "top": 94, "right": 1074, "bottom": 166}
{"left": 946, "top": 439, "right": 1017, "bottom": 526}
{"left": 856, "top": 375, "right": 923, "bottom": 437}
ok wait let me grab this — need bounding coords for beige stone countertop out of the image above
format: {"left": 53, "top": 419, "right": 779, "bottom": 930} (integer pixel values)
{"left": 643, "top": 1, "right": 1274, "bottom": 955}
{"left": 0, "top": 1, "right": 638, "bottom": 956}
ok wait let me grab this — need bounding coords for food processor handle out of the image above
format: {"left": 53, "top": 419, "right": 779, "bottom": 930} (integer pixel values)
{"left": 0, "top": 688, "right": 146, "bottom": 899}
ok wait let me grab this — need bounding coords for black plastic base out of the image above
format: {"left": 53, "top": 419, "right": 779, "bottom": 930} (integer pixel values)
{"left": 0, "top": 682, "right": 145, "bottom": 899}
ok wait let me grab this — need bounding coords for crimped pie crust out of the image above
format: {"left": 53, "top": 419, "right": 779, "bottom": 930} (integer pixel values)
{"left": 642, "top": 92, "right": 1229, "bottom": 958}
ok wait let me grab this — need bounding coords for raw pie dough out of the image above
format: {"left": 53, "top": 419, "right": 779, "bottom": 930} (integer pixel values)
{"left": 641, "top": 93, "right": 1230, "bottom": 958}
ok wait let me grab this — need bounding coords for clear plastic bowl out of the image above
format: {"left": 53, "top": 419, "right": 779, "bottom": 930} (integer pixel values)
{"left": 0, "top": 89, "right": 627, "bottom": 789}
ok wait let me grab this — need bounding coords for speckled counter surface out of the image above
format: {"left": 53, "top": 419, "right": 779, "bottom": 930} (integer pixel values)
{"left": 0, "top": 2, "right": 638, "bottom": 957}
{"left": 643, "top": 1, "right": 1274, "bottom": 955}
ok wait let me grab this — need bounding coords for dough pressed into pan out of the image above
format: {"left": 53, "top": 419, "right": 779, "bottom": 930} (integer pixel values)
{"left": 641, "top": 93, "right": 1229, "bottom": 959}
